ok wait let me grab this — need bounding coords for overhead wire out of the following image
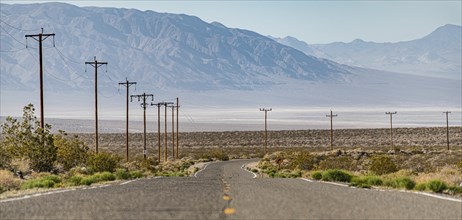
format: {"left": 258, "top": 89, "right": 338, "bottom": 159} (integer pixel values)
{"left": 0, "top": 19, "right": 42, "bottom": 32}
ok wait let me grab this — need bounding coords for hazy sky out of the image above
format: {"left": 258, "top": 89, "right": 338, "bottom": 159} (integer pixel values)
{"left": 1, "top": 0, "right": 461, "bottom": 44}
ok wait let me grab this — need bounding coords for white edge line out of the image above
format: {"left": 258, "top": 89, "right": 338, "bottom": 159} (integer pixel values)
{"left": 299, "top": 178, "right": 462, "bottom": 203}
{"left": 194, "top": 162, "right": 211, "bottom": 178}
{"left": 241, "top": 164, "right": 257, "bottom": 179}
{"left": 120, "top": 179, "right": 137, "bottom": 185}
{"left": 0, "top": 188, "right": 76, "bottom": 203}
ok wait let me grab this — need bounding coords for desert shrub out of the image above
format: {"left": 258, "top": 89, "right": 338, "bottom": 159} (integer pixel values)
{"left": 68, "top": 175, "right": 83, "bottom": 186}
{"left": 385, "top": 177, "right": 415, "bottom": 190}
{"left": 415, "top": 183, "right": 427, "bottom": 191}
{"left": 0, "top": 144, "right": 11, "bottom": 169}
{"left": 456, "top": 161, "right": 462, "bottom": 172}
{"left": 350, "top": 176, "right": 383, "bottom": 188}
{"left": 94, "top": 172, "right": 115, "bottom": 182}
{"left": 0, "top": 186, "right": 4, "bottom": 194}
{"left": 54, "top": 131, "right": 89, "bottom": 171}
{"left": 42, "top": 175, "right": 61, "bottom": 184}
{"left": 426, "top": 180, "right": 447, "bottom": 193}
{"left": 87, "top": 152, "right": 119, "bottom": 173}
{"left": 447, "top": 186, "right": 462, "bottom": 195}
{"left": 115, "top": 168, "right": 131, "bottom": 180}
{"left": 130, "top": 170, "right": 144, "bottom": 179}
{"left": 311, "top": 171, "right": 323, "bottom": 180}
{"left": 1, "top": 105, "right": 57, "bottom": 172}
{"left": 317, "top": 156, "right": 356, "bottom": 171}
{"left": 369, "top": 155, "right": 398, "bottom": 175}
{"left": 80, "top": 175, "right": 98, "bottom": 186}
{"left": 0, "top": 170, "right": 21, "bottom": 191}
{"left": 321, "top": 169, "right": 353, "bottom": 182}
{"left": 197, "top": 148, "right": 229, "bottom": 161}
{"left": 288, "top": 151, "right": 316, "bottom": 170}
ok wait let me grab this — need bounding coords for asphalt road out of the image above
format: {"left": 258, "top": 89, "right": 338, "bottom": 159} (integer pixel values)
{"left": 1, "top": 159, "right": 461, "bottom": 219}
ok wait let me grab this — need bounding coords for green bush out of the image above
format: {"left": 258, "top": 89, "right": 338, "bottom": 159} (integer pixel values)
{"left": 369, "top": 155, "right": 398, "bottom": 175}
{"left": 80, "top": 176, "right": 97, "bottom": 186}
{"left": 415, "top": 183, "right": 427, "bottom": 191}
{"left": 68, "top": 175, "right": 83, "bottom": 186}
{"left": 20, "top": 175, "right": 61, "bottom": 189}
{"left": 42, "top": 175, "right": 61, "bottom": 184}
{"left": 95, "top": 172, "right": 116, "bottom": 182}
{"left": 385, "top": 177, "right": 415, "bottom": 190}
{"left": 1, "top": 105, "right": 57, "bottom": 172}
{"left": 87, "top": 152, "right": 119, "bottom": 173}
{"left": 54, "top": 131, "right": 89, "bottom": 171}
{"left": 311, "top": 171, "right": 323, "bottom": 180}
{"left": 447, "top": 186, "right": 462, "bottom": 195}
{"left": 129, "top": 170, "right": 144, "bottom": 179}
{"left": 0, "top": 186, "right": 4, "bottom": 194}
{"left": 321, "top": 169, "right": 353, "bottom": 182}
{"left": 115, "top": 168, "right": 131, "bottom": 180}
{"left": 350, "top": 176, "right": 383, "bottom": 188}
{"left": 426, "top": 180, "right": 447, "bottom": 193}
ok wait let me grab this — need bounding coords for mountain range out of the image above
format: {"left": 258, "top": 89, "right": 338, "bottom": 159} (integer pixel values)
{"left": 0, "top": 2, "right": 460, "bottom": 121}
{"left": 271, "top": 24, "right": 461, "bottom": 80}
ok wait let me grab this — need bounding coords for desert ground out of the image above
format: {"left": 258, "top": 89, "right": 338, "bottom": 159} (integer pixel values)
{"left": 74, "top": 127, "right": 462, "bottom": 159}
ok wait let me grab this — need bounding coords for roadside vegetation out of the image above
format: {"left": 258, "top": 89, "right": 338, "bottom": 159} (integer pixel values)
{"left": 256, "top": 149, "right": 462, "bottom": 196}
{"left": 0, "top": 104, "right": 232, "bottom": 198}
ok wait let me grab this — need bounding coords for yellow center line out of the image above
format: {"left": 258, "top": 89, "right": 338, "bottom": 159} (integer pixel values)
{"left": 224, "top": 208, "right": 235, "bottom": 215}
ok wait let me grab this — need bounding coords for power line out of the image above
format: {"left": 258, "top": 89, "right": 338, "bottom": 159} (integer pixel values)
{"left": 0, "top": 19, "right": 42, "bottom": 32}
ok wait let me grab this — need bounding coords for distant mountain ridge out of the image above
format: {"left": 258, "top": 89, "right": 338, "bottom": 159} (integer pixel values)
{"left": 272, "top": 24, "right": 462, "bottom": 79}
{"left": 0, "top": 2, "right": 354, "bottom": 92}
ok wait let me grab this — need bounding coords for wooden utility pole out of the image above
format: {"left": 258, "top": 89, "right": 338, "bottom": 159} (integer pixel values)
{"left": 386, "top": 112, "right": 397, "bottom": 149}
{"left": 170, "top": 104, "right": 175, "bottom": 159}
{"left": 176, "top": 98, "right": 179, "bottom": 159}
{"left": 326, "top": 110, "right": 338, "bottom": 151}
{"left": 157, "top": 102, "right": 173, "bottom": 161}
{"left": 443, "top": 111, "right": 451, "bottom": 150}
{"left": 131, "top": 93, "right": 154, "bottom": 159}
{"left": 119, "top": 78, "right": 136, "bottom": 162}
{"left": 25, "top": 28, "right": 55, "bottom": 129}
{"left": 260, "top": 108, "right": 272, "bottom": 154}
{"left": 151, "top": 103, "right": 162, "bottom": 163}
{"left": 85, "top": 56, "right": 108, "bottom": 154}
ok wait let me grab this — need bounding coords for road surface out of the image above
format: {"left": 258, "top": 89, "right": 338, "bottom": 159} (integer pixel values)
{"left": 1, "top": 159, "right": 461, "bottom": 219}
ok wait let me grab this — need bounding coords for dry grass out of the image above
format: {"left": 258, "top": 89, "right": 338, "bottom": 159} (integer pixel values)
{"left": 0, "top": 170, "right": 21, "bottom": 191}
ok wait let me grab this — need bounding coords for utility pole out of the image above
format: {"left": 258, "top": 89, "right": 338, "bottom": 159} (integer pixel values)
{"left": 85, "top": 56, "right": 107, "bottom": 154}
{"left": 157, "top": 102, "right": 173, "bottom": 161}
{"left": 443, "top": 111, "right": 451, "bottom": 150}
{"left": 170, "top": 104, "right": 175, "bottom": 159}
{"left": 386, "top": 112, "right": 397, "bottom": 149}
{"left": 131, "top": 93, "right": 154, "bottom": 159}
{"left": 326, "top": 110, "right": 338, "bottom": 151}
{"left": 151, "top": 103, "right": 162, "bottom": 163}
{"left": 176, "top": 98, "right": 180, "bottom": 159}
{"left": 25, "top": 28, "right": 55, "bottom": 129}
{"left": 119, "top": 78, "right": 136, "bottom": 162}
{"left": 260, "top": 108, "right": 272, "bottom": 154}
